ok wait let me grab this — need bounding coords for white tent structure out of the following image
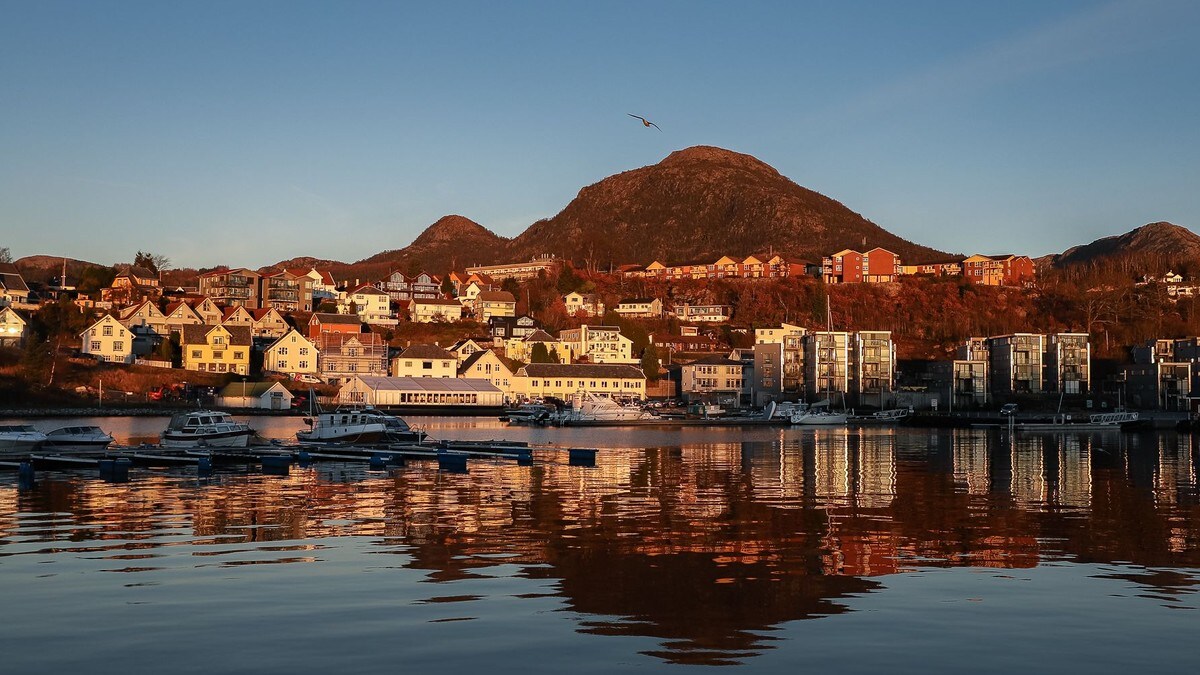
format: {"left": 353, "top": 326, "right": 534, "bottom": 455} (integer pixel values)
{"left": 337, "top": 376, "right": 504, "bottom": 407}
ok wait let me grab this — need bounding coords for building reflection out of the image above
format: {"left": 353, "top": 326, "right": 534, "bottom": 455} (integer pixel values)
{"left": 1, "top": 428, "right": 1199, "bottom": 665}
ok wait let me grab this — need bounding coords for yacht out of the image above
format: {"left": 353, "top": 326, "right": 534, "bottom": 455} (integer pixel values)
{"left": 501, "top": 403, "right": 556, "bottom": 426}
{"left": 1016, "top": 410, "right": 1140, "bottom": 432}
{"left": 791, "top": 408, "right": 849, "bottom": 425}
{"left": 161, "top": 411, "right": 254, "bottom": 448}
{"left": 41, "top": 426, "right": 115, "bottom": 453}
{"left": 556, "top": 392, "right": 653, "bottom": 424}
{"left": 297, "top": 407, "right": 421, "bottom": 444}
{"left": 848, "top": 408, "right": 912, "bottom": 425}
{"left": 0, "top": 425, "right": 47, "bottom": 453}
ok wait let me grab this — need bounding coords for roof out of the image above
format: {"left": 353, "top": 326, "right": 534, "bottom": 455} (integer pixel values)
{"left": 222, "top": 306, "right": 251, "bottom": 321}
{"left": 349, "top": 283, "right": 387, "bottom": 295}
{"left": 398, "top": 344, "right": 455, "bottom": 360}
{"left": 458, "top": 349, "right": 514, "bottom": 375}
{"left": 182, "top": 324, "right": 253, "bottom": 346}
{"left": 619, "top": 297, "right": 658, "bottom": 304}
{"left": 349, "top": 375, "right": 502, "bottom": 394}
{"left": 251, "top": 308, "right": 283, "bottom": 320}
{"left": 413, "top": 298, "right": 463, "bottom": 307}
{"left": 519, "top": 363, "right": 645, "bottom": 379}
{"left": 217, "top": 381, "right": 291, "bottom": 398}
{"left": 685, "top": 354, "right": 744, "bottom": 366}
{"left": 0, "top": 263, "right": 30, "bottom": 293}
{"left": 310, "top": 312, "right": 362, "bottom": 325}
{"left": 477, "top": 290, "right": 516, "bottom": 302}
{"left": 522, "top": 329, "right": 558, "bottom": 342}
{"left": 117, "top": 265, "right": 157, "bottom": 279}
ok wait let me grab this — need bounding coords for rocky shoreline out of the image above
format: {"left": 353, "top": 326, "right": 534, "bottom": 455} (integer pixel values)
{"left": 0, "top": 407, "right": 303, "bottom": 418}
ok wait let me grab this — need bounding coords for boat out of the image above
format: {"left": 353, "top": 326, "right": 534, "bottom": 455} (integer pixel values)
{"left": 297, "top": 406, "right": 422, "bottom": 444}
{"left": 792, "top": 297, "right": 849, "bottom": 427}
{"left": 161, "top": 411, "right": 254, "bottom": 448}
{"left": 848, "top": 408, "right": 912, "bottom": 425}
{"left": 501, "top": 403, "right": 556, "bottom": 426}
{"left": 41, "top": 425, "right": 115, "bottom": 453}
{"left": 0, "top": 424, "right": 47, "bottom": 453}
{"left": 1016, "top": 410, "right": 1141, "bottom": 432}
{"left": 556, "top": 392, "right": 654, "bottom": 425}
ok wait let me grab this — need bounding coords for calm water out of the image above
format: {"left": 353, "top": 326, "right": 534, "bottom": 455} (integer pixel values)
{"left": 1, "top": 417, "right": 1197, "bottom": 673}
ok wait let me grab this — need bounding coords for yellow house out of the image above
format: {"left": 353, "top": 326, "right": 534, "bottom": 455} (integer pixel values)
{"left": 513, "top": 363, "right": 646, "bottom": 401}
{"left": 473, "top": 290, "right": 517, "bottom": 321}
{"left": 264, "top": 328, "right": 319, "bottom": 378}
{"left": 182, "top": 324, "right": 252, "bottom": 375}
{"left": 393, "top": 344, "right": 457, "bottom": 378}
{"left": 457, "top": 349, "right": 516, "bottom": 399}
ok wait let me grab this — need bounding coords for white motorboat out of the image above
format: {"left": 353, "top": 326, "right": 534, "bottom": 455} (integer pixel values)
{"left": 0, "top": 425, "right": 47, "bottom": 453}
{"left": 557, "top": 392, "right": 653, "bottom": 424}
{"left": 297, "top": 407, "right": 421, "bottom": 444}
{"left": 791, "top": 409, "right": 849, "bottom": 425}
{"left": 502, "top": 403, "right": 556, "bottom": 425}
{"left": 41, "top": 426, "right": 115, "bottom": 453}
{"left": 848, "top": 408, "right": 912, "bottom": 425}
{"left": 161, "top": 411, "right": 254, "bottom": 448}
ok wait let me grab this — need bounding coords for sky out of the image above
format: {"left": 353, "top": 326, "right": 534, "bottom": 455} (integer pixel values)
{"left": 2, "top": 0, "right": 1198, "bottom": 269}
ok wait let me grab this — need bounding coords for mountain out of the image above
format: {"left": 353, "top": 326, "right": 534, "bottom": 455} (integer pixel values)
{"left": 508, "top": 146, "right": 949, "bottom": 267}
{"left": 14, "top": 255, "right": 107, "bottom": 284}
{"left": 1048, "top": 222, "right": 1200, "bottom": 268}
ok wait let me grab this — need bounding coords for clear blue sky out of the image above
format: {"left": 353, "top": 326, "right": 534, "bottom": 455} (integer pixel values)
{"left": 3, "top": 0, "right": 1198, "bottom": 268}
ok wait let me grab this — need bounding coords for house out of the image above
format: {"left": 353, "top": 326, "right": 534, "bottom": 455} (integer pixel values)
{"left": 382, "top": 270, "right": 442, "bottom": 303}
{"left": 264, "top": 328, "right": 320, "bottom": 379}
{"left": 286, "top": 267, "right": 338, "bottom": 301}
{"left": 754, "top": 323, "right": 805, "bottom": 345}
{"left": 411, "top": 298, "right": 464, "bottom": 323}
{"left": 80, "top": 314, "right": 153, "bottom": 364}
{"left": 221, "top": 305, "right": 255, "bottom": 329}
{"left": 338, "top": 284, "right": 395, "bottom": 326}
{"left": 672, "top": 304, "right": 731, "bottom": 323}
{"left": 512, "top": 363, "right": 646, "bottom": 401}
{"left": 650, "top": 333, "right": 719, "bottom": 354}
{"left": 316, "top": 331, "right": 389, "bottom": 385}
{"left": 260, "top": 270, "right": 313, "bottom": 313}
{"left": 393, "top": 344, "right": 457, "bottom": 378}
{"left": 185, "top": 296, "right": 224, "bottom": 325}
{"left": 118, "top": 300, "right": 169, "bottom": 338}
{"left": 250, "top": 308, "right": 290, "bottom": 338}
{"left": 465, "top": 256, "right": 557, "bottom": 282}
{"left": 198, "top": 268, "right": 262, "bottom": 308}
{"left": 164, "top": 300, "right": 205, "bottom": 334}
{"left": 473, "top": 290, "right": 517, "bottom": 321}
{"left": 457, "top": 349, "right": 516, "bottom": 398}
{"left": 308, "top": 312, "right": 363, "bottom": 338}
{"left": 564, "top": 292, "right": 605, "bottom": 318}
{"left": 615, "top": 298, "right": 663, "bottom": 319}
{"left": 558, "top": 325, "right": 635, "bottom": 364}
{"left": 822, "top": 248, "right": 901, "bottom": 284}
{"left": 181, "top": 324, "right": 253, "bottom": 375}
{"left": 505, "top": 329, "right": 571, "bottom": 364}
{"left": 961, "top": 254, "right": 1035, "bottom": 286}
{"left": 624, "top": 255, "right": 806, "bottom": 281}
{"left": 680, "top": 354, "right": 748, "bottom": 407}
{"left": 490, "top": 314, "right": 539, "bottom": 341}
{"left": 0, "top": 306, "right": 28, "bottom": 347}
{"left": 336, "top": 375, "right": 505, "bottom": 408}
{"left": 901, "top": 260, "right": 964, "bottom": 277}
{"left": 448, "top": 337, "right": 491, "bottom": 363}
{"left": 0, "top": 263, "right": 31, "bottom": 308}
{"left": 101, "top": 265, "right": 160, "bottom": 306}
{"left": 852, "top": 330, "right": 896, "bottom": 408}
{"left": 215, "top": 381, "right": 294, "bottom": 410}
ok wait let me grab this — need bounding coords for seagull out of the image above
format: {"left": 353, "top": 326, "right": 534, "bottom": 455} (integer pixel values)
{"left": 628, "top": 113, "right": 661, "bottom": 131}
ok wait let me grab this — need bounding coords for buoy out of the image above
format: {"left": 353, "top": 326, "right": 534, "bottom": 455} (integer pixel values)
{"left": 568, "top": 448, "right": 597, "bottom": 467}
{"left": 261, "top": 455, "right": 290, "bottom": 476}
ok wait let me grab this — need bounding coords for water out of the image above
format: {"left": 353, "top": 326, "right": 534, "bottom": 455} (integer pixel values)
{"left": 1, "top": 418, "right": 1197, "bottom": 672}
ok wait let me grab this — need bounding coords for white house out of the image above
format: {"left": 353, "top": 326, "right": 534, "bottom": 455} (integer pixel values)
{"left": 411, "top": 298, "right": 464, "bottom": 323}
{"left": 393, "top": 344, "right": 457, "bottom": 378}
{"left": 558, "top": 325, "right": 636, "bottom": 364}
{"left": 564, "top": 292, "right": 605, "bottom": 317}
{"left": 615, "top": 297, "right": 663, "bottom": 318}
{"left": 264, "top": 328, "right": 320, "bottom": 378}
{"left": 339, "top": 283, "right": 396, "bottom": 326}
{"left": 80, "top": 314, "right": 151, "bottom": 364}
{"left": 0, "top": 306, "right": 28, "bottom": 347}
{"left": 215, "top": 381, "right": 295, "bottom": 410}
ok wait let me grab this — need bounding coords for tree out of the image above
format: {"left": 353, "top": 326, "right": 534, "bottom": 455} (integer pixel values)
{"left": 134, "top": 251, "right": 170, "bottom": 274}
{"left": 530, "top": 342, "right": 552, "bottom": 363}
{"left": 640, "top": 347, "right": 661, "bottom": 382}
{"left": 441, "top": 275, "right": 456, "bottom": 297}
{"left": 547, "top": 346, "right": 561, "bottom": 363}
{"left": 556, "top": 265, "right": 583, "bottom": 294}
{"left": 0, "top": 247, "right": 11, "bottom": 263}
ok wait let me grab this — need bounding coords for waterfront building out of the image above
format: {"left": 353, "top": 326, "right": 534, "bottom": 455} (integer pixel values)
{"left": 804, "top": 331, "right": 852, "bottom": 400}
{"left": 853, "top": 330, "right": 895, "bottom": 408}
{"left": 1045, "top": 333, "right": 1091, "bottom": 395}
{"left": 1124, "top": 361, "right": 1190, "bottom": 410}
{"left": 181, "top": 324, "right": 252, "bottom": 375}
{"left": 558, "top": 325, "right": 635, "bottom": 364}
{"left": 987, "top": 333, "right": 1045, "bottom": 395}
{"left": 336, "top": 375, "right": 505, "bottom": 407}
{"left": 457, "top": 349, "right": 516, "bottom": 398}
{"left": 393, "top": 344, "right": 457, "bottom": 379}
{"left": 316, "top": 331, "right": 388, "bottom": 385}
{"left": 215, "top": 381, "right": 294, "bottom": 410}
{"left": 680, "top": 354, "right": 747, "bottom": 407}
{"left": 513, "top": 363, "right": 646, "bottom": 401}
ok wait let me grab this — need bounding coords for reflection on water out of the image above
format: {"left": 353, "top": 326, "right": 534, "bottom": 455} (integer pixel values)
{"left": 1, "top": 423, "right": 1198, "bottom": 671}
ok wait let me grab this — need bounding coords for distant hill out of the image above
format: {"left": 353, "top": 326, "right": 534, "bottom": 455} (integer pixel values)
{"left": 508, "top": 146, "right": 949, "bottom": 267}
{"left": 1047, "top": 222, "right": 1200, "bottom": 268}
{"left": 14, "top": 255, "right": 108, "bottom": 285}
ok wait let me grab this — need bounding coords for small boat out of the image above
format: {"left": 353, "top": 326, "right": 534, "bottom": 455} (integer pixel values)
{"left": 502, "top": 403, "right": 556, "bottom": 426}
{"left": 0, "top": 424, "right": 47, "bottom": 453}
{"left": 848, "top": 408, "right": 912, "bottom": 425}
{"left": 41, "top": 426, "right": 115, "bottom": 453}
{"left": 791, "top": 409, "right": 849, "bottom": 425}
{"left": 297, "top": 407, "right": 421, "bottom": 444}
{"left": 161, "top": 411, "right": 254, "bottom": 448}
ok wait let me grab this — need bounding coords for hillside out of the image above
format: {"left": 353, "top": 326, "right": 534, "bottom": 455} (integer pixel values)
{"left": 508, "top": 146, "right": 949, "bottom": 267}
{"left": 1048, "top": 222, "right": 1200, "bottom": 268}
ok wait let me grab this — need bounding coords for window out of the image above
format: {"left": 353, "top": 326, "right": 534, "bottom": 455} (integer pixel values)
{"left": 191, "top": 350, "right": 201, "bottom": 359}
{"left": 234, "top": 351, "right": 244, "bottom": 360}
{"left": 103, "top": 325, "right": 113, "bottom": 336}
{"left": 113, "top": 341, "right": 123, "bottom": 351}
{"left": 279, "top": 347, "right": 288, "bottom": 355}
{"left": 299, "top": 348, "right": 308, "bottom": 356}
{"left": 91, "top": 341, "right": 101, "bottom": 351}
{"left": 213, "top": 351, "right": 224, "bottom": 360}
{"left": 298, "top": 360, "right": 308, "bottom": 369}
{"left": 423, "top": 361, "right": 432, "bottom": 370}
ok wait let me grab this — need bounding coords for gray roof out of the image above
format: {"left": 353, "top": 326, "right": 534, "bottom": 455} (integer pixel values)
{"left": 477, "top": 290, "right": 516, "bottom": 302}
{"left": 182, "top": 324, "right": 253, "bottom": 346}
{"left": 349, "top": 376, "right": 502, "bottom": 393}
{"left": 685, "top": 354, "right": 744, "bottom": 366}
{"left": 522, "top": 329, "right": 557, "bottom": 342}
{"left": 519, "top": 363, "right": 645, "bottom": 379}
{"left": 311, "top": 312, "right": 363, "bottom": 325}
{"left": 399, "top": 344, "right": 455, "bottom": 360}
{"left": 458, "top": 349, "right": 513, "bottom": 375}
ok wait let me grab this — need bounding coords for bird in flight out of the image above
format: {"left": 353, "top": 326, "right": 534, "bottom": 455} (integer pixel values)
{"left": 628, "top": 113, "right": 661, "bottom": 131}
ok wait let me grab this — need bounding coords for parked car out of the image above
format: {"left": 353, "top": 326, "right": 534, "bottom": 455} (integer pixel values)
{"left": 1000, "top": 403, "right": 1019, "bottom": 416}
{"left": 295, "top": 374, "right": 324, "bottom": 384}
